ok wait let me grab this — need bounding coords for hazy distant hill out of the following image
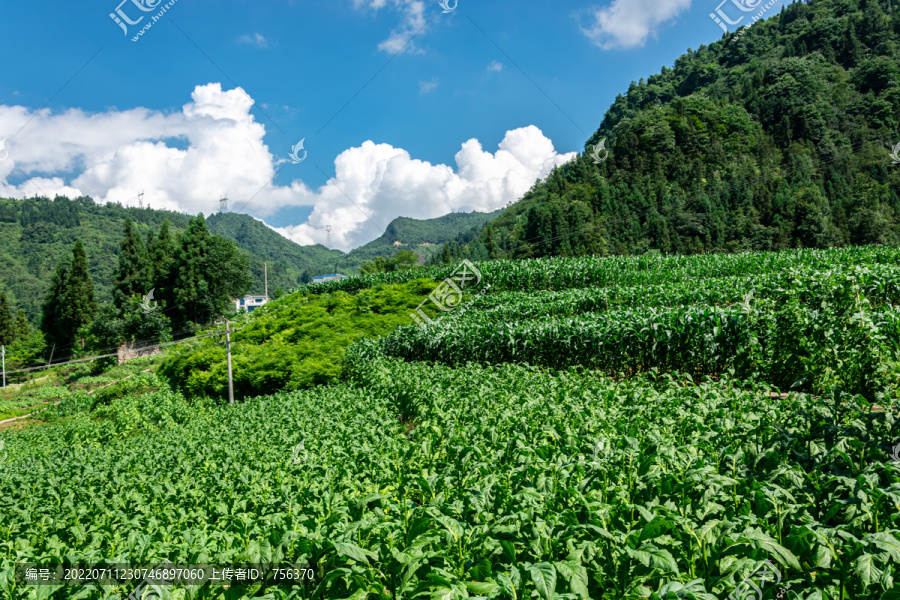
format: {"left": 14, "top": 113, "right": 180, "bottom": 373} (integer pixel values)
{"left": 347, "top": 210, "right": 501, "bottom": 264}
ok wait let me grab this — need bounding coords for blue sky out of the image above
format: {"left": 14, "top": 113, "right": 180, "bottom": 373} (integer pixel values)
{"left": 0, "top": 0, "right": 785, "bottom": 249}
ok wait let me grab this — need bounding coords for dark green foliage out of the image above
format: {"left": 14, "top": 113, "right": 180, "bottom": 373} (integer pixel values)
{"left": 113, "top": 219, "right": 148, "bottom": 309}
{"left": 167, "top": 216, "right": 251, "bottom": 327}
{"left": 5, "top": 324, "right": 43, "bottom": 367}
{"left": 199, "top": 236, "right": 252, "bottom": 318}
{"left": 0, "top": 292, "right": 14, "bottom": 346}
{"left": 14, "top": 310, "right": 28, "bottom": 340}
{"left": 40, "top": 256, "right": 71, "bottom": 350}
{"left": 169, "top": 216, "right": 210, "bottom": 325}
{"left": 159, "top": 279, "right": 439, "bottom": 400}
{"left": 442, "top": 0, "right": 900, "bottom": 261}
{"left": 65, "top": 240, "right": 97, "bottom": 349}
{"left": 148, "top": 220, "right": 174, "bottom": 296}
{"left": 359, "top": 249, "right": 420, "bottom": 273}
{"left": 84, "top": 297, "right": 172, "bottom": 353}
{"left": 38, "top": 241, "right": 98, "bottom": 354}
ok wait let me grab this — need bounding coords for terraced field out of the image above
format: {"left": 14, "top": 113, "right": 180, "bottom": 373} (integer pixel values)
{"left": 1, "top": 247, "right": 899, "bottom": 599}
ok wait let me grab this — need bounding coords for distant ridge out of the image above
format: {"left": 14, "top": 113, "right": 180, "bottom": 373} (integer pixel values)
{"left": 0, "top": 195, "right": 502, "bottom": 321}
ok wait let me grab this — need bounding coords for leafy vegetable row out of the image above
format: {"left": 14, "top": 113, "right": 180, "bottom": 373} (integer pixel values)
{"left": 3, "top": 358, "right": 898, "bottom": 599}
{"left": 299, "top": 245, "right": 900, "bottom": 296}
{"left": 355, "top": 297, "right": 900, "bottom": 398}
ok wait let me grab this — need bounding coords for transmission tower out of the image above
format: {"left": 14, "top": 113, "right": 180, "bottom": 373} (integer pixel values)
{"left": 219, "top": 195, "right": 229, "bottom": 212}
{"left": 137, "top": 190, "right": 144, "bottom": 209}
{"left": 326, "top": 225, "right": 332, "bottom": 249}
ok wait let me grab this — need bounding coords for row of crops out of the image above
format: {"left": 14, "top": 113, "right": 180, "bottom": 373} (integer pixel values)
{"left": 2, "top": 246, "right": 899, "bottom": 599}
{"left": 2, "top": 357, "right": 898, "bottom": 599}
{"left": 354, "top": 260, "right": 900, "bottom": 399}
{"left": 300, "top": 246, "right": 900, "bottom": 296}
{"left": 456, "top": 264, "right": 900, "bottom": 320}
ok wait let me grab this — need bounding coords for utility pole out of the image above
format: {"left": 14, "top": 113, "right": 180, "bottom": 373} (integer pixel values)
{"left": 225, "top": 319, "right": 234, "bottom": 405}
{"left": 2, "top": 345, "right": 6, "bottom": 389}
{"left": 215, "top": 320, "right": 239, "bottom": 404}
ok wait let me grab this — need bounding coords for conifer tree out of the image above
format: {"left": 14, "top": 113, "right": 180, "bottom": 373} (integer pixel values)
{"left": 114, "top": 219, "right": 148, "bottom": 309}
{"left": 145, "top": 226, "right": 157, "bottom": 286}
{"left": 169, "top": 215, "right": 250, "bottom": 326}
{"left": 0, "top": 292, "right": 15, "bottom": 346}
{"left": 64, "top": 240, "right": 97, "bottom": 349}
{"left": 172, "top": 215, "right": 212, "bottom": 325}
{"left": 151, "top": 220, "right": 174, "bottom": 299}
{"left": 41, "top": 257, "right": 71, "bottom": 349}
{"left": 14, "top": 310, "right": 30, "bottom": 340}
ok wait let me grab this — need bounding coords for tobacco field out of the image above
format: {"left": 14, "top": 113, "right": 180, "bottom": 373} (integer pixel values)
{"left": 1, "top": 247, "right": 899, "bottom": 599}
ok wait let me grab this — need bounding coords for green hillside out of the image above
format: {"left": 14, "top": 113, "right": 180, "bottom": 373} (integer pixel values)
{"left": 0, "top": 196, "right": 503, "bottom": 324}
{"left": 0, "top": 196, "right": 192, "bottom": 325}
{"left": 439, "top": 0, "right": 900, "bottom": 262}
{"left": 206, "top": 211, "right": 346, "bottom": 290}
{"left": 0, "top": 197, "right": 343, "bottom": 323}
{"left": 347, "top": 210, "right": 501, "bottom": 264}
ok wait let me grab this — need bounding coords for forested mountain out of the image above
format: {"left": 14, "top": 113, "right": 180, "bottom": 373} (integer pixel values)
{"left": 346, "top": 210, "right": 501, "bottom": 264}
{"left": 0, "top": 196, "right": 501, "bottom": 323}
{"left": 0, "top": 197, "right": 341, "bottom": 323}
{"left": 206, "top": 212, "right": 345, "bottom": 288}
{"left": 436, "top": 0, "right": 900, "bottom": 262}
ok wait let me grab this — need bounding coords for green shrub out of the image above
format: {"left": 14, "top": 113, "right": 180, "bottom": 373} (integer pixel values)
{"left": 159, "top": 279, "right": 440, "bottom": 401}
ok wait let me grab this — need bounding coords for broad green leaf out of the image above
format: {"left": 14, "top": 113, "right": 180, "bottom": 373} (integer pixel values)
{"left": 627, "top": 545, "right": 680, "bottom": 576}
{"left": 528, "top": 563, "right": 557, "bottom": 600}
{"left": 855, "top": 554, "right": 880, "bottom": 590}
{"left": 639, "top": 516, "right": 672, "bottom": 542}
{"left": 737, "top": 531, "right": 802, "bottom": 570}
{"left": 868, "top": 532, "right": 900, "bottom": 563}
{"left": 555, "top": 561, "right": 589, "bottom": 598}
{"left": 465, "top": 580, "right": 500, "bottom": 595}
{"left": 332, "top": 541, "right": 376, "bottom": 564}
{"left": 497, "top": 573, "right": 517, "bottom": 600}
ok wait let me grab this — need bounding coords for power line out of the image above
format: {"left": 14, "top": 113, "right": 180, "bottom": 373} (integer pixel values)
{"left": 4, "top": 332, "right": 221, "bottom": 376}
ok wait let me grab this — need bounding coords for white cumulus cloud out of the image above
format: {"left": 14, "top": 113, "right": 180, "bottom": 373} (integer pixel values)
{"left": 0, "top": 84, "right": 576, "bottom": 251}
{"left": 353, "top": 0, "right": 428, "bottom": 53}
{"left": 581, "top": 0, "right": 693, "bottom": 49}
{"left": 274, "top": 126, "right": 576, "bottom": 250}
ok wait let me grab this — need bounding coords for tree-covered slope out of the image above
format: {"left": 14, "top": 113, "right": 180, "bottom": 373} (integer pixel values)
{"left": 346, "top": 210, "right": 501, "bottom": 264}
{"left": 0, "top": 196, "right": 502, "bottom": 323}
{"left": 441, "top": 0, "right": 900, "bottom": 262}
{"left": 0, "top": 197, "right": 342, "bottom": 323}
{"left": 206, "top": 212, "right": 346, "bottom": 290}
